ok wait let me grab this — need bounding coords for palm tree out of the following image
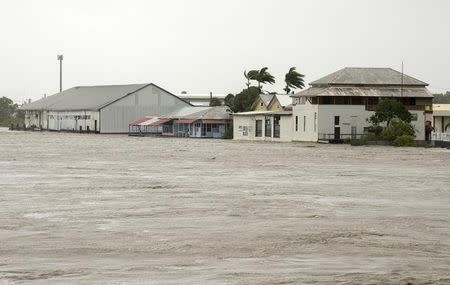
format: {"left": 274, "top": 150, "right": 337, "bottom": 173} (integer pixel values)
{"left": 244, "top": 70, "right": 259, "bottom": 88}
{"left": 255, "top": 67, "right": 275, "bottom": 89}
{"left": 284, "top": 67, "right": 305, "bottom": 94}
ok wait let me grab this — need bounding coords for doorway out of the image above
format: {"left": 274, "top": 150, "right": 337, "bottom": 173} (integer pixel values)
{"left": 334, "top": 126, "right": 340, "bottom": 140}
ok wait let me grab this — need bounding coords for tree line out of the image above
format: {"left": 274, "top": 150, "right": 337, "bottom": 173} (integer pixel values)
{"left": 221, "top": 67, "right": 305, "bottom": 112}
{"left": 432, "top": 92, "right": 450, "bottom": 103}
{"left": 0, "top": 97, "right": 24, "bottom": 127}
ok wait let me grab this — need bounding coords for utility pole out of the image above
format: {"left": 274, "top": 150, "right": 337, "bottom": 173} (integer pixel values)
{"left": 57, "top": 54, "right": 63, "bottom": 92}
{"left": 401, "top": 61, "right": 404, "bottom": 97}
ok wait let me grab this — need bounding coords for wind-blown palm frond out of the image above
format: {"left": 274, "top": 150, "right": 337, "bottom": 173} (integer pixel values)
{"left": 285, "top": 67, "right": 305, "bottom": 93}
{"left": 256, "top": 67, "right": 275, "bottom": 88}
{"left": 244, "top": 70, "right": 259, "bottom": 87}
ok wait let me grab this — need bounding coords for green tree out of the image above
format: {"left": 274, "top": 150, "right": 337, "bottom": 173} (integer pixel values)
{"left": 0, "top": 96, "right": 20, "bottom": 127}
{"left": 224, "top": 93, "right": 235, "bottom": 110}
{"left": 369, "top": 98, "right": 412, "bottom": 126}
{"left": 255, "top": 67, "right": 275, "bottom": 89}
{"left": 209, "top": 97, "right": 222, "bottom": 106}
{"left": 244, "top": 70, "right": 259, "bottom": 88}
{"left": 284, "top": 67, "right": 305, "bottom": 94}
{"left": 233, "top": 86, "right": 260, "bottom": 112}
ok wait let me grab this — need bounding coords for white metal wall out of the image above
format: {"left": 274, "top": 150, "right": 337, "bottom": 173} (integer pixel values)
{"left": 100, "top": 85, "right": 190, "bottom": 133}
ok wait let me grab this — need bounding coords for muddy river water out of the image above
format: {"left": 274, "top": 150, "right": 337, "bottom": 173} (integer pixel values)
{"left": 0, "top": 129, "right": 449, "bottom": 284}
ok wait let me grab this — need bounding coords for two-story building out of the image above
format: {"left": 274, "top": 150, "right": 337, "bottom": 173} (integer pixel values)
{"left": 290, "top": 67, "right": 433, "bottom": 142}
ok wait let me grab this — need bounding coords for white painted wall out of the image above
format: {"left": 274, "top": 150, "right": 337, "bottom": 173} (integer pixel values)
{"left": 292, "top": 103, "right": 319, "bottom": 142}
{"left": 233, "top": 114, "right": 292, "bottom": 142}
{"left": 292, "top": 103, "right": 427, "bottom": 141}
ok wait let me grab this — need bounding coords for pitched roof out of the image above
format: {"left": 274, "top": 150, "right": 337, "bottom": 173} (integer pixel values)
{"left": 292, "top": 86, "right": 433, "bottom": 98}
{"left": 21, "top": 83, "right": 190, "bottom": 111}
{"left": 310, "top": 67, "right": 428, "bottom": 86}
{"left": 260, "top": 94, "right": 274, "bottom": 106}
{"left": 233, "top": 110, "right": 292, "bottom": 116}
{"left": 178, "top": 106, "right": 232, "bottom": 120}
{"left": 273, "top": 94, "right": 292, "bottom": 107}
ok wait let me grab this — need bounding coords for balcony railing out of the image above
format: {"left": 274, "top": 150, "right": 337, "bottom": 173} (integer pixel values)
{"left": 365, "top": 105, "right": 432, "bottom": 111}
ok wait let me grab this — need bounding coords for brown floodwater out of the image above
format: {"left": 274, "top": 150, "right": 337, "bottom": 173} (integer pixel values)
{"left": 0, "top": 129, "right": 449, "bottom": 284}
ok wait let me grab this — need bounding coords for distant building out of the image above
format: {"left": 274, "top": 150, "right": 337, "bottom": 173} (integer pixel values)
{"left": 251, "top": 94, "right": 292, "bottom": 111}
{"left": 177, "top": 93, "right": 227, "bottom": 106}
{"left": 291, "top": 67, "right": 433, "bottom": 142}
{"left": 432, "top": 104, "right": 450, "bottom": 133}
{"left": 21, "top": 83, "right": 192, "bottom": 133}
{"left": 129, "top": 106, "right": 232, "bottom": 138}
{"left": 233, "top": 67, "right": 434, "bottom": 142}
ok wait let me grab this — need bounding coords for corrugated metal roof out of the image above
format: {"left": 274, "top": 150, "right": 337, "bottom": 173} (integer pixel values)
{"left": 178, "top": 106, "right": 232, "bottom": 120}
{"left": 233, "top": 110, "right": 292, "bottom": 116}
{"left": 21, "top": 83, "right": 150, "bottom": 111}
{"left": 310, "top": 67, "right": 428, "bottom": 86}
{"left": 260, "top": 94, "right": 274, "bottom": 106}
{"left": 164, "top": 106, "right": 211, "bottom": 117}
{"left": 274, "top": 94, "right": 292, "bottom": 107}
{"left": 292, "top": 86, "right": 433, "bottom": 98}
{"left": 130, "top": 116, "right": 153, "bottom": 125}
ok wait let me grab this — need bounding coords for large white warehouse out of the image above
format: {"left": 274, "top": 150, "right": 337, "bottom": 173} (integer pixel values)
{"left": 21, "top": 83, "right": 192, "bottom": 133}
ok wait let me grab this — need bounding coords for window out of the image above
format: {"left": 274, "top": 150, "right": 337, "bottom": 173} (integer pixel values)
{"left": 334, "top": 116, "right": 340, "bottom": 126}
{"left": 295, "top": 116, "right": 298, "bottom": 131}
{"left": 206, "top": 124, "right": 211, "bottom": 132}
{"left": 260, "top": 102, "right": 264, "bottom": 107}
{"left": 265, "top": 116, "right": 271, "bottom": 137}
{"left": 273, "top": 115, "right": 280, "bottom": 138}
{"left": 314, "top": 112, "right": 317, "bottom": 132}
{"left": 303, "top": 116, "right": 306, "bottom": 132}
{"left": 255, "top": 120, "right": 262, "bottom": 137}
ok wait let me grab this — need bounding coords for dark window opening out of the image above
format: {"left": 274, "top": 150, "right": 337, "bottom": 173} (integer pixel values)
{"left": 255, "top": 120, "right": 262, "bottom": 137}
{"left": 265, "top": 116, "right": 271, "bottom": 137}
{"left": 273, "top": 115, "right": 280, "bottom": 138}
{"left": 295, "top": 116, "right": 298, "bottom": 131}
{"left": 334, "top": 116, "right": 340, "bottom": 125}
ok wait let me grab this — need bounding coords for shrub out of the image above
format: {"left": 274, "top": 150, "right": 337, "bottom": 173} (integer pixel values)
{"left": 380, "top": 120, "right": 415, "bottom": 141}
{"left": 361, "top": 132, "right": 378, "bottom": 144}
{"left": 392, "top": 135, "right": 415, "bottom": 147}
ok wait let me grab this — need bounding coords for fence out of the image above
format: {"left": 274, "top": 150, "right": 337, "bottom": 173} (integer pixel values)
{"left": 431, "top": 132, "right": 450, "bottom": 142}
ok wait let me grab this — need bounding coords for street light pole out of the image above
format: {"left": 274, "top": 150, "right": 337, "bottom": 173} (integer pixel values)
{"left": 57, "top": 54, "right": 63, "bottom": 92}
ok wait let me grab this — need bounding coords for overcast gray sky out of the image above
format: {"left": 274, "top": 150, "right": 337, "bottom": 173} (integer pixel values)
{"left": 1, "top": 0, "right": 449, "bottom": 103}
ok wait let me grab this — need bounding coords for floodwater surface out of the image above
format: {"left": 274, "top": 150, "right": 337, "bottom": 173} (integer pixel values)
{"left": 0, "top": 129, "right": 449, "bottom": 284}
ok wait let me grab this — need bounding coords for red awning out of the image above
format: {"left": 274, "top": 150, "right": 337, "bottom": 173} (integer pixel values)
{"left": 148, "top": 118, "right": 172, "bottom": 126}
{"left": 176, "top": 119, "right": 196, "bottom": 124}
{"left": 129, "top": 116, "right": 152, "bottom": 126}
{"left": 202, "top": 119, "right": 227, "bottom": 124}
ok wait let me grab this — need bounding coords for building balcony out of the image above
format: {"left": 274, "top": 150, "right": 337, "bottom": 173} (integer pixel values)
{"left": 365, "top": 105, "right": 432, "bottom": 111}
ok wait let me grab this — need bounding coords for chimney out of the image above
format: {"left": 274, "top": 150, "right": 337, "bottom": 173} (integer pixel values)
{"left": 28, "top": 99, "right": 31, "bottom": 104}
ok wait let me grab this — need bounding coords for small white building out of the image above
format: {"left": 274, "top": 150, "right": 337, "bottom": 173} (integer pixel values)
{"left": 21, "top": 83, "right": 192, "bottom": 133}
{"left": 233, "top": 110, "right": 293, "bottom": 142}
{"left": 291, "top": 67, "right": 433, "bottom": 142}
{"left": 432, "top": 104, "right": 450, "bottom": 133}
